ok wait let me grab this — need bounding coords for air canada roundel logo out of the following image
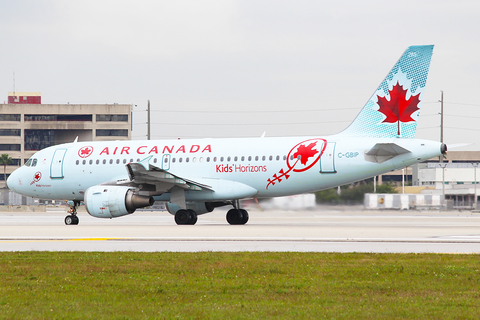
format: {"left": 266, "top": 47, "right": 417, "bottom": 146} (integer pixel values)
{"left": 267, "top": 138, "right": 327, "bottom": 189}
{"left": 78, "top": 146, "right": 94, "bottom": 158}
{"left": 30, "top": 171, "right": 42, "bottom": 185}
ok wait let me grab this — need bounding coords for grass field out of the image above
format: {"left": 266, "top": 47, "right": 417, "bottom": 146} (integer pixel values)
{"left": 0, "top": 252, "right": 479, "bottom": 319}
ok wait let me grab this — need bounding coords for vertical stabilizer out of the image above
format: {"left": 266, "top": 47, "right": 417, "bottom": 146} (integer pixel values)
{"left": 339, "top": 45, "right": 434, "bottom": 138}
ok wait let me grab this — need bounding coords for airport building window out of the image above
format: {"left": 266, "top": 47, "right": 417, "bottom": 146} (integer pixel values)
{"left": 25, "top": 114, "right": 92, "bottom": 121}
{"left": 25, "top": 130, "right": 54, "bottom": 150}
{"left": 0, "top": 114, "right": 20, "bottom": 121}
{"left": 0, "top": 129, "right": 20, "bottom": 136}
{"left": 96, "top": 114, "right": 128, "bottom": 122}
{"left": 0, "top": 144, "right": 21, "bottom": 151}
{"left": 96, "top": 129, "right": 128, "bottom": 137}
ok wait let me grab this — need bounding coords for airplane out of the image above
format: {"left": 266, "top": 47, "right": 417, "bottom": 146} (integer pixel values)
{"left": 7, "top": 45, "right": 446, "bottom": 225}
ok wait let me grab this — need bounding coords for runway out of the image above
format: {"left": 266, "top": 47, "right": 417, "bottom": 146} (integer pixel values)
{"left": 1, "top": 207, "right": 480, "bottom": 253}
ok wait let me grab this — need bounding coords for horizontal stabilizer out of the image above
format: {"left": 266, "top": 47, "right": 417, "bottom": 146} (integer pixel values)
{"left": 365, "top": 143, "right": 411, "bottom": 163}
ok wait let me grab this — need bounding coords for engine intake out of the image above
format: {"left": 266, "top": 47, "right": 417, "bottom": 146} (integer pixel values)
{"left": 85, "top": 186, "right": 154, "bottom": 218}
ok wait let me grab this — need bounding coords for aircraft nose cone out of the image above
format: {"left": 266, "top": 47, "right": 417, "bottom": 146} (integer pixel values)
{"left": 6, "top": 169, "right": 17, "bottom": 191}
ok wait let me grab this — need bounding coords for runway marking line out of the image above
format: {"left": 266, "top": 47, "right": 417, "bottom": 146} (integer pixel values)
{"left": 0, "top": 238, "right": 124, "bottom": 243}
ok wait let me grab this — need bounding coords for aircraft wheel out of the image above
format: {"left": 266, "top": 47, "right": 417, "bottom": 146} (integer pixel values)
{"left": 72, "top": 215, "right": 79, "bottom": 225}
{"left": 187, "top": 209, "right": 198, "bottom": 225}
{"left": 65, "top": 215, "right": 75, "bottom": 225}
{"left": 239, "top": 209, "right": 249, "bottom": 225}
{"left": 226, "top": 209, "right": 244, "bottom": 225}
{"left": 175, "top": 209, "right": 192, "bottom": 225}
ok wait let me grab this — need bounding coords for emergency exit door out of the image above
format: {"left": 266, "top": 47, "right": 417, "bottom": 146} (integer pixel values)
{"left": 50, "top": 149, "right": 67, "bottom": 179}
{"left": 320, "top": 142, "right": 336, "bottom": 173}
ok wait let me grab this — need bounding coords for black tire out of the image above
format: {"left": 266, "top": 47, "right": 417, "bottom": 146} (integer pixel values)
{"left": 226, "top": 209, "right": 243, "bottom": 225}
{"left": 239, "top": 209, "right": 249, "bottom": 225}
{"left": 65, "top": 215, "right": 74, "bottom": 225}
{"left": 187, "top": 209, "right": 198, "bottom": 225}
{"left": 72, "top": 215, "right": 79, "bottom": 225}
{"left": 175, "top": 209, "right": 191, "bottom": 225}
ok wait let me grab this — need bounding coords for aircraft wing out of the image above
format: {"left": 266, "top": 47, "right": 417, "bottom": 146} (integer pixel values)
{"left": 126, "top": 161, "right": 212, "bottom": 192}
{"left": 364, "top": 143, "right": 411, "bottom": 164}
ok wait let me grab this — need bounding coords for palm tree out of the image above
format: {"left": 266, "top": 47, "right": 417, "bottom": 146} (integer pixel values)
{"left": 0, "top": 154, "right": 13, "bottom": 185}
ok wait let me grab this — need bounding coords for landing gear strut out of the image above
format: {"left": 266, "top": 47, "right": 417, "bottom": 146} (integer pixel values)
{"left": 226, "top": 200, "right": 249, "bottom": 225}
{"left": 65, "top": 200, "right": 80, "bottom": 225}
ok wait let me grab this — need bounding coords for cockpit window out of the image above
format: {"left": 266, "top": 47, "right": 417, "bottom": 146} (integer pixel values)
{"left": 25, "top": 159, "right": 33, "bottom": 167}
{"left": 31, "top": 159, "right": 38, "bottom": 167}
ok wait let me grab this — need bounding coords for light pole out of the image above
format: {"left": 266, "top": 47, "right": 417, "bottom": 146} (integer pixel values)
{"left": 438, "top": 163, "right": 447, "bottom": 210}
{"left": 473, "top": 163, "right": 478, "bottom": 210}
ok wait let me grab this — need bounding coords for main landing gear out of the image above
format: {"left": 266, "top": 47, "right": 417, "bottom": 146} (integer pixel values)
{"left": 174, "top": 209, "right": 198, "bottom": 225}
{"left": 173, "top": 201, "right": 249, "bottom": 225}
{"left": 65, "top": 200, "right": 80, "bottom": 225}
{"left": 226, "top": 200, "right": 249, "bottom": 225}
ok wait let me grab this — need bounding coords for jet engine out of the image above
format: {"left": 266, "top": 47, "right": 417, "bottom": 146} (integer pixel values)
{"left": 166, "top": 201, "right": 227, "bottom": 215}
{"left": 85, "top": 186, "right": 154, "bottom": 218}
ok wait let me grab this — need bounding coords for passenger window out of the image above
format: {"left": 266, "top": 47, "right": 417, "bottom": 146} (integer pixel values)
{"left": 234, "top": 156, "right": 238, "bottom": 162}
{"left": 186, "top": 158, "right": 190, "bottom": 163}
{"left": 283, "top": 155, "right": 287, "bottom": 160}
{"left": 206, "top": 157, "right": 210, "bottom": 162}
{"left": 130, "top": 158, "right": 133, "bottom": 163}
{"left": 89, "top": 160, "right": 93, "bottom": 165}
{"left": 213, "top": 157, "right": 217, "bottom": 162}
{"left": 290, "top": 155, "right": 294, "bottom": 160}
{"left": 220, "top": 157, "right": 224, "bottom": 162}
{"left": 255, "top": 156, "right": 258, "bottom": 161}
{"left": 193, "top": 157, "right": 197, "bottom": 163}
{"left": 227, "top": 156, "right": 231, "bottom": 161}
{"left": 172, "top": 158, "right": 176, "bottom": 163}
{"left": 96, "top": 159, "right": 99, "bottom": 165}
{"left": 241, "top": 156, "right": 245, "bottom": 161}
{"left": 76, "top": 160, "right": 79, "bottom": 165}
{"left": 262, "top": 156, "right": 266, "bottom": 161}
{"left": 179, "top": 158, "right": 183, "bottom": 163}
{"left": 269, "top": 156, "right": 273, "bottom": 161}
{"left": 116, "top": 159, "right": 120, "bottom": 164}
{"left": 103, "top": 159, "right": 107, "bottom": 165}
{"left": 82, "top": 160, "right": 86, "bottom": 165}
{"left": 276, "top": 155, "right": 280, "bottom": 161}
{"left": 199, "top": 157, "right": 203, "bottom": 162}
{"left": 123, "top": 159, "right": 127, "bottom": 164}
{"left": 109, "top": 159, "right": 113, "bottom": 164}
{"left": 248, "top": 156, "right": 252, "bottom": 161}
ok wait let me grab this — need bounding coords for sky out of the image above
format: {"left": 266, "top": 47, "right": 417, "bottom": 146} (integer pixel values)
{"left": 1, "top": 0, "right": 480, "bottom": 150}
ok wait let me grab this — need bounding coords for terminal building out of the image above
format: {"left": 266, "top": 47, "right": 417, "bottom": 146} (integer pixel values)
{"left": 0, "top": 92, "right": 132, "bottom": 188}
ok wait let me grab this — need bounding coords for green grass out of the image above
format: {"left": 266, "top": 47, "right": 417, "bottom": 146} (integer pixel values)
{"left": 0, "top": 252, "right": 479, "bottom": 319}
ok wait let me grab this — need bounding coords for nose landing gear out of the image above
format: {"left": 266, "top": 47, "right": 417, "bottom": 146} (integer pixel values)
{"left": 65, "top": 200, "right": 80, "bottom": 225}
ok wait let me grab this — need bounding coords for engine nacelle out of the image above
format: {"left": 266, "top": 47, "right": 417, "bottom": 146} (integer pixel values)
{"left": 85, "top": 186, "right": 154, "bottom": 218}
{"left": 166, "top": 201, "right": 227, "bottom": 215}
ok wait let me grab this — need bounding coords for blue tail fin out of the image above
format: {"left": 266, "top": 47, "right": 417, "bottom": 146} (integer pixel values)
{"left": 339, "top": 45, "right": 434, "bottom": 138}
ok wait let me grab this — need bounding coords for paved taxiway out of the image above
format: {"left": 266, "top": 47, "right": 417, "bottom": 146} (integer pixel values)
{"left": 1, "top": 208, "right": 480, "bottom": 253}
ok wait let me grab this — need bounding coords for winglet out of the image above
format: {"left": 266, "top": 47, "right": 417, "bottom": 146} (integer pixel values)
{"left": 138, "top": 155, "right": 153, "bottom": 170}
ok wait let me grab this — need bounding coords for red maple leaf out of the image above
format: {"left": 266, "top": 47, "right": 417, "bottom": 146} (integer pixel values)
{"left": 80, "top": 147, "right": 91, "bottom": 155}
{"left": 377, "top": 81, "right": 420, "bottom": 136}
{"left": 293, "top": 142, "right": 318, "bottom": 166}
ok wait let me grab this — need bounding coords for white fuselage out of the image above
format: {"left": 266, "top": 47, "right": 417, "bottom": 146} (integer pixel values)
{"left": 7, "top": 135, "right": 442, "bottom": 202}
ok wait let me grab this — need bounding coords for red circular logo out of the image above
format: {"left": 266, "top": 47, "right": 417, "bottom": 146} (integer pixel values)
{"left": 78, "top": 146, "right": 94, "bottom": 158}
{"left": 33, "top": 172, "right": 42, "bottom": 182}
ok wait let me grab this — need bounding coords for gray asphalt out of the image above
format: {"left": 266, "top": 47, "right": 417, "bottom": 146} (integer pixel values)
{"left": 1, "top": 207, "right": 480, "bottom": 253}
